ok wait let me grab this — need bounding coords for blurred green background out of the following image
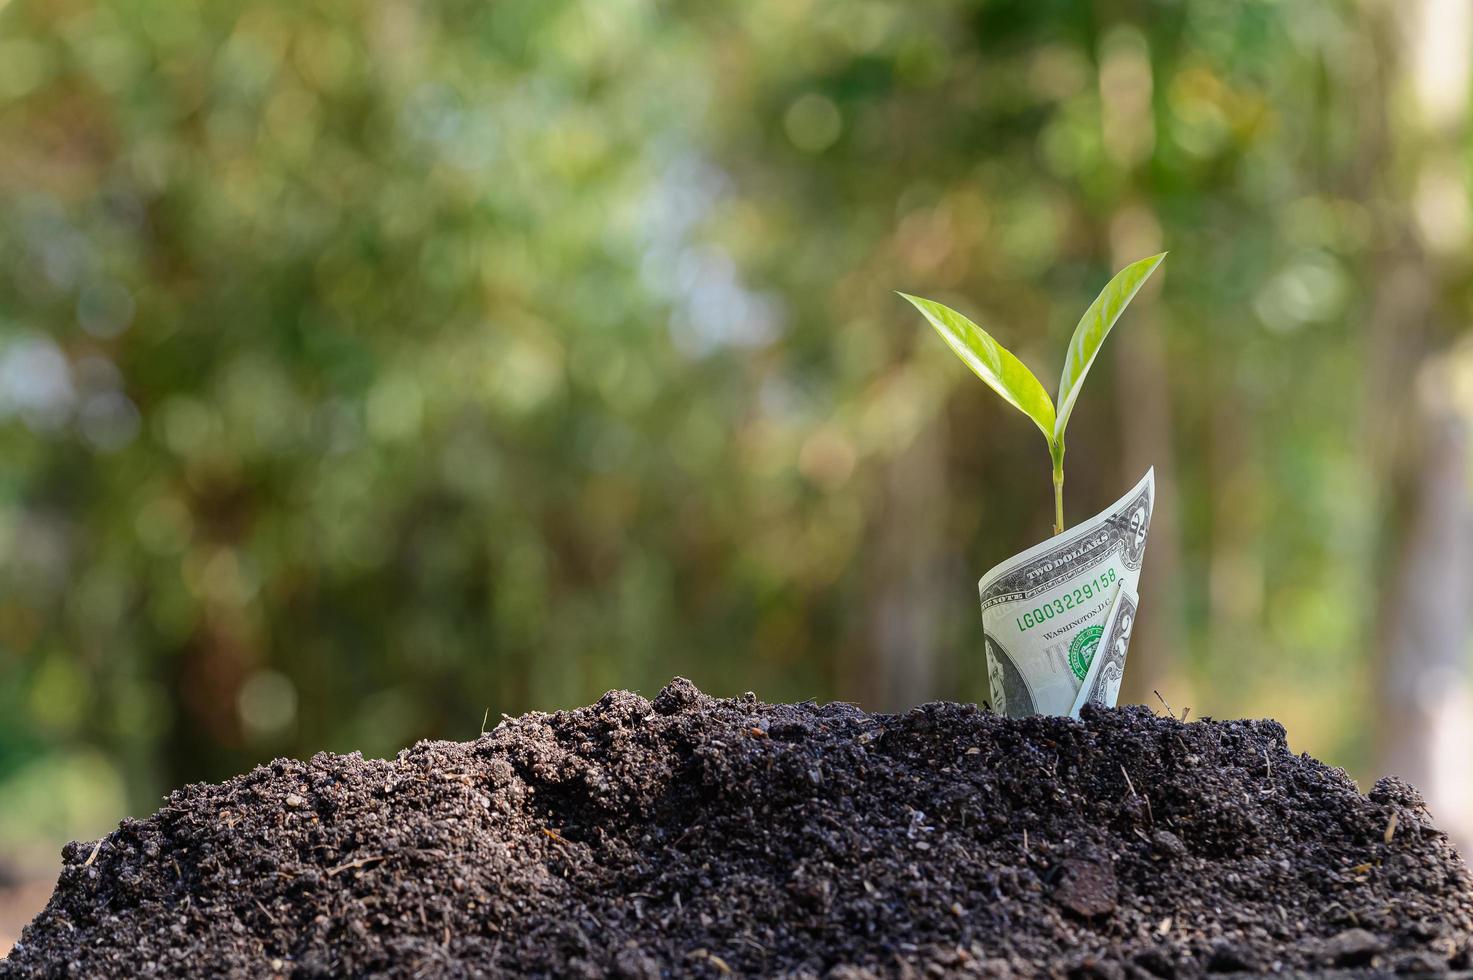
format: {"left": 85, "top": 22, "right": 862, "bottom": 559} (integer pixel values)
{"left": 4, "top": 0, "right": 1473, "bottom": 920}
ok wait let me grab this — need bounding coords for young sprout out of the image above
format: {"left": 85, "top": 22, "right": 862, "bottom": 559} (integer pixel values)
{"left": 900, "top": 253, "right": 1166, "bottom": 536}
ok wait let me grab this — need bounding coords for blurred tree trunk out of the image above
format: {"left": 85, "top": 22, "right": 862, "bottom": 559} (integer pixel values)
{"left": 1376, "top": 373, "right": 1473, "bottom": 854}
{"left": 1369, "top": 0, "right": 1473, "bottom": 856}
{"left": 1109, "top": 206, "right": 1189, "bottom": 710}
{"left": 1093, "top": 25, "right": 1190, "bottom": 710}
{"left": 855, "top": 419, "right": 948, "bottom": 711}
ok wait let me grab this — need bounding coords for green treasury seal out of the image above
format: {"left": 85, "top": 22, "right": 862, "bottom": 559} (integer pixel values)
{"left": 1068, "top": 624, "right": 1103, "bottom": 680}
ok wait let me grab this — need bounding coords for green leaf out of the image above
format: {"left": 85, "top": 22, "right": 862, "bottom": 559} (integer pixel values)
{"left": 899, "top": 292, "right": 1056, "bottom": 443}
{"left": 1053, "top": 252, "right": 1166, "bottom": 447}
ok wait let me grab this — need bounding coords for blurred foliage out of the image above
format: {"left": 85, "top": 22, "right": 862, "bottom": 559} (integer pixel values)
{"left": 0, "top": 0, "right": 1468, "bottom": 858}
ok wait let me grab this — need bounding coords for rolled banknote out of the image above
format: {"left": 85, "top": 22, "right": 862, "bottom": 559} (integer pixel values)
{"left": 978, "top": 468, "right": 1153, "bottom": 717}
{"left": 1070, "top": 587, "right": 1137, "bottom": 717}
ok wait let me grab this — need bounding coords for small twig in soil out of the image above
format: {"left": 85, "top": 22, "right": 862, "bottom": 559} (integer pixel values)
{"left": 1384, "top": 812, "right": 1398, "bottom": 845}
{"left": 1153, "top": 690, "right": 1175, "bottom": 718}
{"left": 670, "top": 823, "right": 702, "bottom": 849}
{"left": 254, "top": 899, "right": 281, "bottom": 926}
{"left": 688, "top": 949, "right": 732, "bottom": 974}
{"left": 481, "top": 708, "right": 490, "bottom": 735}
{"left": 328, "top": 854, "right": 386, "bottom": 877}
{"left": 541, "top": 828, "right": 573, "bottom": 851}
{"left": 82, "top": 841, "right": 102, "bottom": 867}
{"left": 1120, "top": 765, "right": 1153, "bottom": 823}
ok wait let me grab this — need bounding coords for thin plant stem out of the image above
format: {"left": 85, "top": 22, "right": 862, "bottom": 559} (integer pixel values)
{"left": 1052, "top": 469, "right": 1064, "bottom": 536}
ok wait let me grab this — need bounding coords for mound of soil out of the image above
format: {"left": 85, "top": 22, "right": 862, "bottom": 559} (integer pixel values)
{"left": 4, "top": 680, "right": 1472, "bottom": 978}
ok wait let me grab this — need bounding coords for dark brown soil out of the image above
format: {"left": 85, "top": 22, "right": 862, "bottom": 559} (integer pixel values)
{"left": 4, "top": 679, "right": 1472, "bottom": 978}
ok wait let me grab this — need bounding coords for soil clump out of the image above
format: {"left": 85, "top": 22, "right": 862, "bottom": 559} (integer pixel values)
{"left": 4, "top": 679, "right": 1472, "bottom": 978}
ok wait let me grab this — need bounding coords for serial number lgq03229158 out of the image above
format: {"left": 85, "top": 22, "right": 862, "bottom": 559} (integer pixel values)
{"left": 1014, "top": 567, "right": 1118, "bottom": 633}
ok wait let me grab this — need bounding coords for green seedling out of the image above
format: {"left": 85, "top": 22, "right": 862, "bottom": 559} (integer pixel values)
{"left": 900, "top": 253, "right": 1165, "bottom": 536}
